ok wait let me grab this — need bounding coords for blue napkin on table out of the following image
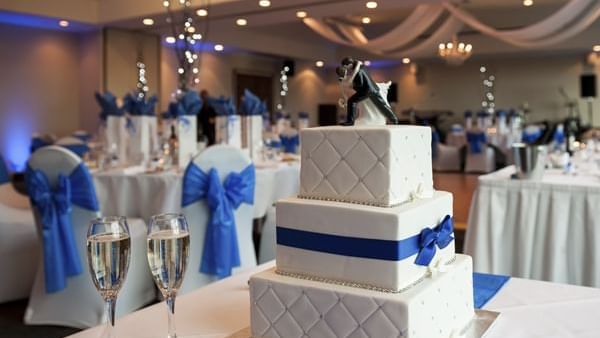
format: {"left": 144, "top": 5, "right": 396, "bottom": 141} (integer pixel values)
{"left": 473, "top": 272, "right": 510, "bottom": 309}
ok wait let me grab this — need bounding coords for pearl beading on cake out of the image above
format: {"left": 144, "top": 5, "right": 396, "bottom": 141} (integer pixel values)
{"left": 276, "top": 255, "right": 457, "bottom": 294}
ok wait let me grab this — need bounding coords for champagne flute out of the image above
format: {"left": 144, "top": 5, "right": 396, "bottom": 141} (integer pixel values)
{"left": 146, "top": 213, "right": 190, "bottom": 338}
{"left": 87, "top": 216, "right": 132, "bottom": 338}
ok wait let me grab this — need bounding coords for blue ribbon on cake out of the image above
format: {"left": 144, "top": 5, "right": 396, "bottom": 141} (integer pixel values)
{"left": 277, "top": 215, "right": 454, "bottom": 266}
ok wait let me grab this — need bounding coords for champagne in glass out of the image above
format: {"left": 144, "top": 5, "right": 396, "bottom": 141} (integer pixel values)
{"left": 87, "top": 216, "right": 132, "bottom": 338}
{"left": 147, "top": 213, "right": 190, "bottom": 338}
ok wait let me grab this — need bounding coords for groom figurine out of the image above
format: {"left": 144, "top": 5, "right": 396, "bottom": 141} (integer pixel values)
{"left": 336, "top": 57, "right": 399, "bottom": 126}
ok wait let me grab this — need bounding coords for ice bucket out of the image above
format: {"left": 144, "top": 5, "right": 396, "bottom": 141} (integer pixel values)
{"left": 512, "top": 143, "right": 547, "bottom": 180}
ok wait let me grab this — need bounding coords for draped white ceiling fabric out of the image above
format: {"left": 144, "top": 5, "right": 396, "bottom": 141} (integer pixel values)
{"left": 302, "top": 0, "right": 600, "bottom": 58}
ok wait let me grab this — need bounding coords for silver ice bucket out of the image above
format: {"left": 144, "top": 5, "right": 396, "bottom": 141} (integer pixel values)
{"left": 512, "top": 143, "right": 547, "bottom": 180}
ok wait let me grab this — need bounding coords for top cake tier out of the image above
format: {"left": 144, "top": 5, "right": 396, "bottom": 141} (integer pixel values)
{"left": 299, "top": 125, "right": 433, "bottom": 207}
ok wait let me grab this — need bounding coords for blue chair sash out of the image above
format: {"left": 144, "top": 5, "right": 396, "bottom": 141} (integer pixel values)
{"left": 466, "top": 132, "right": 487, "bottom": 154}
{"left": 26, "top": 163, "right": 99, "bottom": 293}
{"left": 60, "top": 144, "right": 90, "bottom": 158}
{"left": 240, "top": 89, "right": 265, "bottom": 116}
{"left": 277, "top": 215, "right": 454, "bottom": 266}
{"left": 431, "top": 129, "right": 440, "bottom": 159}
{"left": 182, "top": 162, "right": 255, "bottom": 278}
{"left": 280, "top": 134, "right": 299, "bottom": 154}
{"left": 0, "top": 153, "right": 9, "bottom": 184}
{"left": 31, "top": 137, "right": 52, "bottom": 154}
{"left": 553, "top": 128, "right": 565, "bottom": 144}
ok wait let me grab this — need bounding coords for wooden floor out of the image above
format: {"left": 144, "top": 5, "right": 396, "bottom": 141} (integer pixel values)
{"left": 433, "top": 172, "right": 479, "bottom": 230}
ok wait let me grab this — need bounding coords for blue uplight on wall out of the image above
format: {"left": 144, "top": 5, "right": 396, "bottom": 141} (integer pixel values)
{"left": 0, "top": 10, "right": 92, "bottom": 31}
{"left": 1, "top": 110, "right": 34, "bottom": 172}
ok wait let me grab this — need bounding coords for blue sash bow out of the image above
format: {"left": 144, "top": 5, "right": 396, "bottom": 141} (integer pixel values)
{"left": 466, "top": 132, "right": 487, "bottom": 154}
{"left": 61, "top": 144, "right": 90, "bottom": 157}
{"left": 414, "top": 215, "right": 454, "bottom": 266}
{"left": 277, "top": 215, "right": 454, "bottom": 266}
{"left": 0, "top": 153, "right": 9, "bottom": 184}
{"left": 280, "top": 134, "right": 299, "bottom": 153}
{"left": 182, "top": 163, "right": 255, "bottom": 278}
{"left": 26, "top": 163, "right": 99, "bottom": 293}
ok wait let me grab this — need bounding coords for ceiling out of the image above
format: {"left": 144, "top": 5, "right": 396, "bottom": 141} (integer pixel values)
{"left": 1, "top": 0, "right": 599, "bottom": 63}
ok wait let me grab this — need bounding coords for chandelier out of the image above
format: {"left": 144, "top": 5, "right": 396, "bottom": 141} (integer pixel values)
{"left": 438, "top": 36, "right": 472, "bottom": 66}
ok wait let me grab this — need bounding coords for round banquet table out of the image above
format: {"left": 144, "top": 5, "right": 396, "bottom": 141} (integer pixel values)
{"left": 465, "top": 164, "right": 600, "bottom": 287}
{"left": 92, "top": 161, "right": 300, "bottom": 221}
{"left": 67, "top": 261, "right": 600, "bottom": 338}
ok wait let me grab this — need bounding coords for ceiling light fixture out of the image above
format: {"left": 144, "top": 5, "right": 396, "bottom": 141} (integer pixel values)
{"left": 196, "top": 8, "right": 208, "bottom": 16}
{"left": 402, "top": 57, "right": 411, "bottom": 64}
{"left": 366, "top": 1, "right": 378, "bottom": 9}
{"left": 214, "top": 44, "right": 224, "bottom": 52}
{"left": 438, "top": 35, "right": 472, "bottom": 65}
{"left": 259, "top": 0, "right": 271, "bottom": 7}
{"left": 142, "top": 18, "right": 154, "bottom": 26}
{"left": 236, "top": 18, "right": 248, "bottom": 26}
{"left": 58, "top": 20, "right": 69, "bottom": 27}
{"left": 523, "top": 0, "right": 534, "bottom": 6}
{"left": 593, "top": 45, "right": 600, "bottom": 52}
{"left": 296, "top": 11, "right": 308, "bottom": 18}
{"left": 315, "top": 60, "right": 324, "bottom": 67}
{"left": 165, "top": 36, "right": 176, "bottom": 44}
{"left": 361, "top": 17, "right": 371, "bottom": 24}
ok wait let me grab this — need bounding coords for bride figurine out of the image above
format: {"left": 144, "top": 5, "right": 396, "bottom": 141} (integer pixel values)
{"left": 336, "top": 57, "right": 399, "bottom": 126}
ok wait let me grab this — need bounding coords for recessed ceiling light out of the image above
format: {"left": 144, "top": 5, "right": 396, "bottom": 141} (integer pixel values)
{"left": 214, "top": 44, "right": 224, "bottom": 51}
{"left": 402, "top": 57, "right": 411, "bottom": 64}
{"left": 142, "top": 18, "right": 154, "bottom": 26}
{"left": 361, "top": 17, "right": 371, "bottom": 24}
{"left": 315, "top": 60, "right": 324, "bottom": 67}
{"left": 296, "top": 11, "right": 308, "bottom": 18}
{"left": 259, "top": 0, "right": 271, "bottom": 7}
{"left": 58, "top": 20, "right": 69, "bottom": 27}
{"left": 236, "top": 18, "right": 248, "bottom": 26}
{"left": 593, "top": 45, "right": 600, "bottom": 52}
{"left": 366, "top": 1, "right": 378, "bottom": 9}
{"left": 162, "top": 0, "right": 170, "bottom": 7}
{"left": 196, "top": 8, "right": 208, "bottom": 16}
{"left": 165, "top": 36, "right": 176, "bottom": 44}
{"left": 523, "top": 0, "right": 533, "bottom": 6}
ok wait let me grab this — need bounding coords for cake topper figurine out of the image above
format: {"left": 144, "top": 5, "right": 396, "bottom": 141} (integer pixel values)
{"left": 336, "top": 57, "right": 399, "bottom": 126}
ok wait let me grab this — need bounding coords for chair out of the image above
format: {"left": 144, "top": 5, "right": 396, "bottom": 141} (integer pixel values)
{"left": 465, "top": 130, "right": 496, "bottom": 173}
{"left": 180, "top": 145, "right": 256, "bottom": 295}
{"left": 55, "top": 136, "right": 90, "bottom": 157}
{"left": 258, "top": 206, "right": 277, "bottom": 264}
{"left": 0, "top": 153, "right": 38, "bottom": 303}
{"left": 24, "top": 146, "right": 155, "bottom": 328}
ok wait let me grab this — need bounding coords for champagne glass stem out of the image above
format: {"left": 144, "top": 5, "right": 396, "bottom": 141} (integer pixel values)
{"left": 166, "top": 295, "right": 176, "bottom": 338}
{"left": 104, "top": 297, "right": 117, "bottom": 338}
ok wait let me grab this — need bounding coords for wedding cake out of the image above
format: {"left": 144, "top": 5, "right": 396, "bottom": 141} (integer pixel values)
{"left": 249, "top": 125, "right": 474, "bottom": 338}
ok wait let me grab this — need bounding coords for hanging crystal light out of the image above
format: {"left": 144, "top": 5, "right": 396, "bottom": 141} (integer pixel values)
{"left": 438, "top": 35, "right": 473, "bottom": 66}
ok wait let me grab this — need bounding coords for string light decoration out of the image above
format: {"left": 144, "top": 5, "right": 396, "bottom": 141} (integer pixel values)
{"left": 136, "top": 59, "right": 149, "bottom": 99}
{"left": 480, "top": 66, "right": 496, "bottom": 113}
{"left": 276, "top": 64, "right": 290, "bottom": 111}
{"left": 163, "top": 0, "right": 209, "bottom": 92}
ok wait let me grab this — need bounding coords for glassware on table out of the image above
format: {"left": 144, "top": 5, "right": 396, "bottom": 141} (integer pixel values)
{"left": 146, "top": 213, "right": 190, "bottom": 338}
{"left": 87, "top": 216, "right": 132, "bottom": 338}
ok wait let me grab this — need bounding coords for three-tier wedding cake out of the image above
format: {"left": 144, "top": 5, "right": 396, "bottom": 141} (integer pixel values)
{"left": 249, "top": 125, "right": 474, "bottom": 338}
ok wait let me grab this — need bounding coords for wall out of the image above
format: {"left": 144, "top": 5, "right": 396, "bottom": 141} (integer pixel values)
{"left": 0, "top": 23, "right": 83, "bottom": 170}
{"left": 368, "top": 54, "right": 600, "bottom": 128}
{"left": 78, "top": 30, "right": 103, "bottom": 133}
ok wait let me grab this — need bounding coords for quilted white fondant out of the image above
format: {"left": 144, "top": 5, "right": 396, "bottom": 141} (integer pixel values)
{"left": 276, "top": 191, "right": 454, "bottom": 292}
{"left": 299, "top": 126, "right": 433, "bottom": 207}
{"left": 250, "top": 255, "right": 474, "bottom": 338}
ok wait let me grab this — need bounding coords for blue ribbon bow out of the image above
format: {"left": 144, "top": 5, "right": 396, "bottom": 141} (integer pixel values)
{"left": 182, "top": 163, "right": 255, "bottom": 278}
{"left": 0, "top": 153, "right": 9, "bottom": 184}
{"left": 26, "top": 163, "right": 99, "bottom": 293}
{"left": 95, "top": 91, "right": 125, "bottom": 121}
{"left": 414, "top": 215, "right": 454, "bottom": 266}
{"left": 466, "top": 132, "right": 487, "bottom": 154}
{"left": 240, "top": 89, "right": 265, "bottom": 116}
{"left": 279, "top": 134, "right": 299, "bottom": 153}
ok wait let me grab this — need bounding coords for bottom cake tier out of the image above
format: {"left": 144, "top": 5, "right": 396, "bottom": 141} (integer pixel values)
{"left": 250, "top": 254, "right": 474, "bottom": 338}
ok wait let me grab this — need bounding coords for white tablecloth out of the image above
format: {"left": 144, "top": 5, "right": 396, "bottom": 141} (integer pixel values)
{"left": 92, "top": 162, "right": 300, "bottom": 221}
{"left": 68, "top": 261, "right": 600, "bottom": 338}
{"left": 465, "top": 165, "right": 600, "bottom": 287}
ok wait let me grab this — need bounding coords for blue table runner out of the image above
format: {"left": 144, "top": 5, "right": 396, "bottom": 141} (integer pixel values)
{"left": 473, "top": 272, "right": 510, "bottom": 309}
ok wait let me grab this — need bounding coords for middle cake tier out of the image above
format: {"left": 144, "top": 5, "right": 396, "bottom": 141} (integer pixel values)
{"left": 276, "top": 191, "right": 455, "bottom": 292}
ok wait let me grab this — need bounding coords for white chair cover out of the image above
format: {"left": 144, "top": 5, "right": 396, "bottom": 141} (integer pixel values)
{"left": 0, "top": 183, "right": 38, "bottom": 303}
{"left": 433, "top": 143, "right": 462, "bottom": 172}
{"left": 465, "top": 144, "right": 496, "bottom": 173}
{"left": 25, "top": 146, "right": 155, "bottom": 328}
{"left": 258, "top": 206, "right": 277, "bottom": 264}
{"left": 180, "top": 145, "right": 256, "bottom": 295}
